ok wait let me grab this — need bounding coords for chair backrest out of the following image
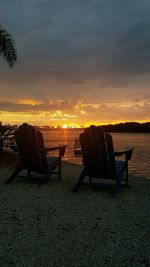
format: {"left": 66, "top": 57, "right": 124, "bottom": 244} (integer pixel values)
{"left": 15, "top": 123, "right": 47, "bottom": 172}
{"left": 80, "top": 125, "right": 116, "bottom": 179}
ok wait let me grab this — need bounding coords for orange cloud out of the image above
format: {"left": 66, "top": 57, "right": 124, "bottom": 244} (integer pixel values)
{"left": 50, "top": 110, "right": 76, "bottom": 120}
{"left": 15, "top": 99, "right": 43, "bottom": 105}
{"left": 75, "top": 101, "right": 100, "bottom": 110}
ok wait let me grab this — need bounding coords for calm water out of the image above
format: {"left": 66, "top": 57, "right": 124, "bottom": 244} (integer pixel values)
{"left": 42, "top": 129, "right": 150, "bottom": 179}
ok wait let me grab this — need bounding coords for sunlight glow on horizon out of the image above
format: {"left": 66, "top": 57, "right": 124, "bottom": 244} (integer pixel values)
{"left": 0, "top": 98, "right": 149, "bottom": 126}
{"left": 0, "top": 111, "right": 149, "bottom": 127}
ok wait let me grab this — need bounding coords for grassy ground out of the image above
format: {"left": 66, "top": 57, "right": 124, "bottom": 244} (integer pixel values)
{"left": 0, "top": 153, "right": 149, "bottom": 267}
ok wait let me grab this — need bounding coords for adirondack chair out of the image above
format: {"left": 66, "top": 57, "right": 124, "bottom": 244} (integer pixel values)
{"left": 73, "top": 125, "right": 134, "bottom": 195}
{"left": 6, "top": 123, "right": 67, "bottom": 185}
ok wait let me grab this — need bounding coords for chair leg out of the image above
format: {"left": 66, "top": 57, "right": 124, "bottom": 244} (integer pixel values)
{"left": 125, "top": 164, "right": 129, "bottom": 185}
{"left": 37, "top": 165, "right": 55, "bottom": 185}
{"left": 58, "top": 160, "right": 62, "bottom": 180}
{"left": 38, "top": 174, "right": 49, "bottom": 185}
{"left": 73, "top": 169, "right": 86, "bottom": 193}
{"left": 6, "top": 167, "right": 22, "bottom": 184}
{"left": 89, "top": 176, "right": 92, "bottom": 184}
{"left": 112, "top": 176, "right": 122, "bottom": 196}
{"left": 27, "top": 170, "right": 31, "bottom": 176}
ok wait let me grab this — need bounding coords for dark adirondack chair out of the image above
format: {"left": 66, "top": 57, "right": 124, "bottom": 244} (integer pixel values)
{"left": 6, "top": 123, "right": 67, "bottom": 184}
{"left": 73, "top": 125, "right": 134, "bottom": 195}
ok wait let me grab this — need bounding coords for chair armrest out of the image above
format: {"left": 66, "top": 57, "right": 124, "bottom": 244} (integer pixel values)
{"left": 74, "top": 148, "right": 83, "bottom": 157}
{"left": 45, "top": 145, "right": 67, "bottom": 157}
{"left": 114, "top": 147, "right": 134, "bottom": 161}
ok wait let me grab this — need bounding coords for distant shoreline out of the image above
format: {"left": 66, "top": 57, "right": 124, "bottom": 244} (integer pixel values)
{"left": 39, "top": 122, "right": 150, "bottom": 133}
{"left": 40, "top": 128, "right": 150, "bottom": 133}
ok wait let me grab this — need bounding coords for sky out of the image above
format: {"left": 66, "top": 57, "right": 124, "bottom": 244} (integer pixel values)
{"left": 0, "top": 0, "right": 150, "bottom": 127}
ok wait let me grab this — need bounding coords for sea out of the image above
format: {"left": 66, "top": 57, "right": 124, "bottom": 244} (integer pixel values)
{"left": 41, "top": 129, "right": 150, "bottom": 179}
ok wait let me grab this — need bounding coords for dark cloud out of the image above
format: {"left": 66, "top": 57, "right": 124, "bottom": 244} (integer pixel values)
{"left": 113, "top": 22, "right": 150, "bottom": 73}
{"left": 0, "top": 100, "right": 72, "bottom": 112}
{"left": 0, "top": 0, "right": 150, "bottom": 121}
{"left": 1, "top": 1, "right": 150, "bottom": 72}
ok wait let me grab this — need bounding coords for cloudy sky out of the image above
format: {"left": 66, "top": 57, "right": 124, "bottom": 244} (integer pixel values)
{"left": 0, "top": 0, "right": 150, "bottom": 126}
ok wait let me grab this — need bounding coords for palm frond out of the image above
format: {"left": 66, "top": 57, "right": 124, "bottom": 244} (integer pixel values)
{"left": 0, "top": 121, "right": 17, "bottom": 152}
{"left": 0, "top": 25, "right": 17, "bottom": 67}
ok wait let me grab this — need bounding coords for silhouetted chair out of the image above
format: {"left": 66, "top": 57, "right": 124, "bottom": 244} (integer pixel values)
{"left": 73, "top": 125, "right": 134, "bottom": 195}
{"left": 6, "top": 123, "right": 67, "bottom": 184}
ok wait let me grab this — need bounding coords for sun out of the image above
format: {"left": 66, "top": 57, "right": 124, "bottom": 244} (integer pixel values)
{"left": 62, "top": 124, "right": 68, "bottom": 128}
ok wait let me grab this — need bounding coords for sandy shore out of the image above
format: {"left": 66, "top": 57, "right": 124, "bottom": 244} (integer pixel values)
{"left": 0, "top": 153, "right": 149, "bottom": 267}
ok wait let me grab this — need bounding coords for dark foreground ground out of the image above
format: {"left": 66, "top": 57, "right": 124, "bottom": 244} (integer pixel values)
{"left": 0, "top": 153, "right": 149, "bottom": 267}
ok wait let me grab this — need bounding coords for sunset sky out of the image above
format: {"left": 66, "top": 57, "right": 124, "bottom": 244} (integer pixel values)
{"left": 0, "top": 0, "right": 150, "bottom": 127}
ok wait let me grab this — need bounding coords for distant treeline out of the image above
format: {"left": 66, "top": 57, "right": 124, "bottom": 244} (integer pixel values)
{"left": 38, "top": 122, "right": 150, "bottom": 132}
{"left": 98, "top": 122, "right": 150, "bottom": 133}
